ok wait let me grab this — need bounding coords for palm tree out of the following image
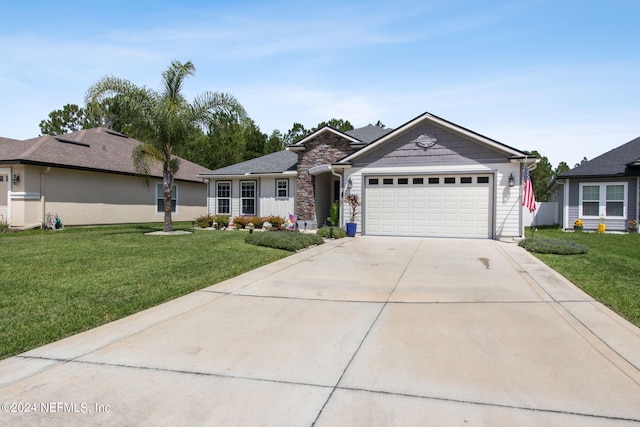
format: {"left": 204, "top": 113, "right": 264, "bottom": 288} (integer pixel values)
{"left": 86, "top": 60, "right": 246, "bottom": 232}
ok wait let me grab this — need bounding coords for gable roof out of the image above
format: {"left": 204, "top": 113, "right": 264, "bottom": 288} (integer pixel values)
{"left": 0, "top": 127, "right": 209, "bottom": 183}
{"left": 558, "top": 136, "right": 640, "bottom": 178}
{"left": 337, "top": 112, "right": 529, "bottom": 164}
{"left": 288, "top": 126, "right": 361, "bottom": 151}
{"left": 199, "top": 150, "right": 298, "bottom": 177}
{"left": 345, "top": 124, "right": 394, "bottom": 144}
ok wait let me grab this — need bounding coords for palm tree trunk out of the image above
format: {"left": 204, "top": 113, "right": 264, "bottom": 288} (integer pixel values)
{"left": 163, "top": 165, "right": 173, "bottom": 233}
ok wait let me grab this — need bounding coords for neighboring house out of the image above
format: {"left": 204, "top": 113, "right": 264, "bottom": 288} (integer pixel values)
{"left": 200, "top": 112, "right": 536, "bottom": 239}
{"left": 0, "top": 127, "right": 208, "bottom": 229}
{"left": 553, "top": 136, "right": 640, "bottom": 232}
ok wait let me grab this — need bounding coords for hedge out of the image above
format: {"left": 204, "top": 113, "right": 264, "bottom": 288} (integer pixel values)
{"left": 245, "top": 231, "right": 324, "bottom": 251}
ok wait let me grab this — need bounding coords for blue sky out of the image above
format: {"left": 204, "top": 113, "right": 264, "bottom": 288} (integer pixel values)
{"left": 1, "top": 0, "right": 639, "bottom": 167}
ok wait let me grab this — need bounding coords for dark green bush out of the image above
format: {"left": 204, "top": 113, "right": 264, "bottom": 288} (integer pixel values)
{"left": 518, "top": 237, "right": 588, "bottom": 255}
{"left": 328, "top": 201, "right": 340, "bottom": 226}
{"left": 245, "top": 231, "right": 324, "bottom": 251}
{"left": 316, "top": 226, "right": 346, "bottom": 239}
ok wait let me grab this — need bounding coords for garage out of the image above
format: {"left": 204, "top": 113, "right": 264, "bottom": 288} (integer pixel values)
{"left": 364, "top": 174, "right": 493, "bottom": 238}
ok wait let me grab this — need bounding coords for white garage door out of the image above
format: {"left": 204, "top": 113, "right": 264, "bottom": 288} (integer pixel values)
{"left": 364, "top": 174, "right": 492, "bottom": 238}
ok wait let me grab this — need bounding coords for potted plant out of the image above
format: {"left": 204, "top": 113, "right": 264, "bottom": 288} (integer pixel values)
{"left": 574, "top": 218, "right": 584, "bottom": 232}
{"left": 628, "top": 220, "right": 638, "bottom": 233}
{"left": 345, "top": 194, "right": 361, "bottom": 237}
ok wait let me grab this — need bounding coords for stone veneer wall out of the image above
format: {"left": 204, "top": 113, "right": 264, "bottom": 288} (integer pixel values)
{"left": 296, "top": 132, "right": 355, "bottom": 221}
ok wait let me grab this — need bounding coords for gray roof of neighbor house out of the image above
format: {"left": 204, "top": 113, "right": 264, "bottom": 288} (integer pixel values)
{"left": 0, "top": 127, "right": 209, "bottom": 183}
{"left": 345, "top": 124, "right": 394, "bottom": 144}
{"left": 558, "top": 136, "right": 640, "bottom": 178}
{"left": 199, "top": 150, "right": 298, "bottom": 176}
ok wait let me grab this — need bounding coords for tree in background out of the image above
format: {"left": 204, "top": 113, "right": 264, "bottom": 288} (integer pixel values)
{"left": 283, "top": 122, "right": 308, "bottom": 145}
{"left": 265, "top": 130, "right": 285, "bottom": 154}
{"left": 242, "top": 119, "right": 267, "bottom": 161}
{"left": 526, "top": 150, "right": 554, "bottom": 202}
{"left": 554, "top": 161, "right": 570, "bottom": 176}
{"left": 315, "top": 118, "right": 354, "bottom": 133}
{"left": 39, "top": 104, "right": 94, "bottom": 136}
{"left": 86, "top": 60, "right": 246, "bottom": 232}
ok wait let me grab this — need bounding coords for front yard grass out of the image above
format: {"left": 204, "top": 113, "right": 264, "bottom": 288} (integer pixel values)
{"left": 0, "top": 223, "right": 291, "bottom": 360}
{"left": 527, "top": 227, "right": 640, "bottom": 327}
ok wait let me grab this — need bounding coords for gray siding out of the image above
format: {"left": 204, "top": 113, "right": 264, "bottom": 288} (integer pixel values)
{"left": 353, "top": 122, "right": 511, "bottom": 167}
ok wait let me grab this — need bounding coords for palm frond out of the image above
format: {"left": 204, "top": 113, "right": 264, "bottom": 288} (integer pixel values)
{"left": 162, "top": 60, "right": 195, "bottom": 101}
{"left": 191, "top": 91, "right": 247, "bottom": 128}
{"left": 132, "top": 143, "right": 163, "bottom": 187}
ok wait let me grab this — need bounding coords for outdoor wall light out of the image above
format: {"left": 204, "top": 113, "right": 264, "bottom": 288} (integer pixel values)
{"left": 12, "top": 174, "right": 19, "bottom": 184}
{"left": 508, "top": 173, "right": 515, "bottom": 187}
{"left": 347, "top": 177, "right": 353, "bottom": 189}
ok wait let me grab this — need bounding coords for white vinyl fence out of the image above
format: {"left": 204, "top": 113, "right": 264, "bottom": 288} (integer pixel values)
{"left": 522, "top": 202, "right": 558, "bottom": 226}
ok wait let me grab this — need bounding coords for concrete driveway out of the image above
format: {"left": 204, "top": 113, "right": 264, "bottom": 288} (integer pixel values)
{"left": 1, "top": 237, "right": 640, "bottom": 426}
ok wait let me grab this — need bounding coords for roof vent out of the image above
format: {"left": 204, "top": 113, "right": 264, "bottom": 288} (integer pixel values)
{"left": 105, "top": 130, "right": 129, "bottom": 138}
{"left": 55, "top": 137, "right": 90, "bottom": 148}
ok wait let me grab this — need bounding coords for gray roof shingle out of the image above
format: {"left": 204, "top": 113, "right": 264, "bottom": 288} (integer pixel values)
{"left": 345, "top": 124, "right": 394, "bottom": 144}
{"left": 559, "top": 136, "right": 640, "bottom": 178}
{"left": 0, "top": 127, "right": 209, "bottom": 182}
{"left": 200, "top": 150, "right": 298, "bottom": 176}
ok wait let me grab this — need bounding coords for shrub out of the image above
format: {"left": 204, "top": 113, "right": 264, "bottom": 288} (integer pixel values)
{"left": 250, "top": 216, "right": 266, "bottom": 229}
{"left": 316, "top": 226, "right": 346, "bottom": 239}
{"left": 194, "top": 215, "right": 214, "bottom": 228}
{"left": 264, "top": 215, "right": 285, "bottom": 228}
{"left": 245, "top": 231, "right": 324, "bottom": 251}
{"left": 232, "top": 216, "right": 252, "bottom": 229}
{"left": 518, "top": 237, "right": 588, "bottom": 255}
{"left": 213, "top": 215, "right": 230, "bottom": 230}
{"left": 328, "top": 201, "right": 340, "bottom": 226}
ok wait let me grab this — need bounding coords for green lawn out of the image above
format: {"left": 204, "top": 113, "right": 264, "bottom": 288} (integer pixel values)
{"left": 0, "top": 224, "right": 290, "bottom": 360}
{"left": 525, "top": 227, "right": 640, "bottom": 327}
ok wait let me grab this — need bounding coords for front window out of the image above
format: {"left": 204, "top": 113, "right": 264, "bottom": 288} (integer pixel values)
{"left": 582, "top": 185, "right": 600, "bottom": 216}
{"left": 241, "top": 181, "right": 256, "bottom": 215}
{"left": 580, "top": 182, "right": 627, "bottom": 218}
{"left": 606, "top": 185, "right": 625, "bottom": 216}
{"left": 156, "top": 184, "right": 177, "bottom": 213}
{"left": 276, "top": 179, "right": 288, "bottom": 198}
{"left": 216, "top": 181, "right": 231, "bottom": 214}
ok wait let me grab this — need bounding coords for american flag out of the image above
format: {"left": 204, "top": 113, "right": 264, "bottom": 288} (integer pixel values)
{"left": 522, "top": 165, "right": 537, "bottom": 213}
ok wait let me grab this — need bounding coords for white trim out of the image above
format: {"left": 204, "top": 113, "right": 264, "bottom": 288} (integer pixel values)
{"left": 215, "top": 180, "right": 232, "bottom": 215}
{"left": 275, "top": 178, "right": 289, "bottom": 199}
{"left": 578, "top": 181, "right": 627, "bottom": 219}
{"left": 198, "top": 171, "right": 297, "bottom": 179}
{"left": 240, "top": 180, "right": 257, "bottom": 216}
{"left": 287, "top": 126, "right": 360, "bottom": 150}
{"left": 563, "top": 179, "right": 570, "bottom": 229}
{"left": 308, "top": 165, "right": 332, "bottom": 176}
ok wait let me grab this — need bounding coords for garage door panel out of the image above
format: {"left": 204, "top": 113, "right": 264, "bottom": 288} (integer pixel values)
{"left": 365, "top": 174, "right": 492, "bottom": 238}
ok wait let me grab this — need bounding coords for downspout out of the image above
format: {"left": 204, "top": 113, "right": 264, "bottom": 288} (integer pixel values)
{"left": 637, "top": 177, "right": 639, "bottom": 233}
{"left": 564, "top": 179, "right": 570, "bottom": 230}
{"left": 40, "top": 167, "right": 51, "bottom": 228}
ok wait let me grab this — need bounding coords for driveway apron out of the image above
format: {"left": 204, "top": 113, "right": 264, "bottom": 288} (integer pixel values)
{"left": 1, "top": 236, "right": 639, "bottom": 426}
